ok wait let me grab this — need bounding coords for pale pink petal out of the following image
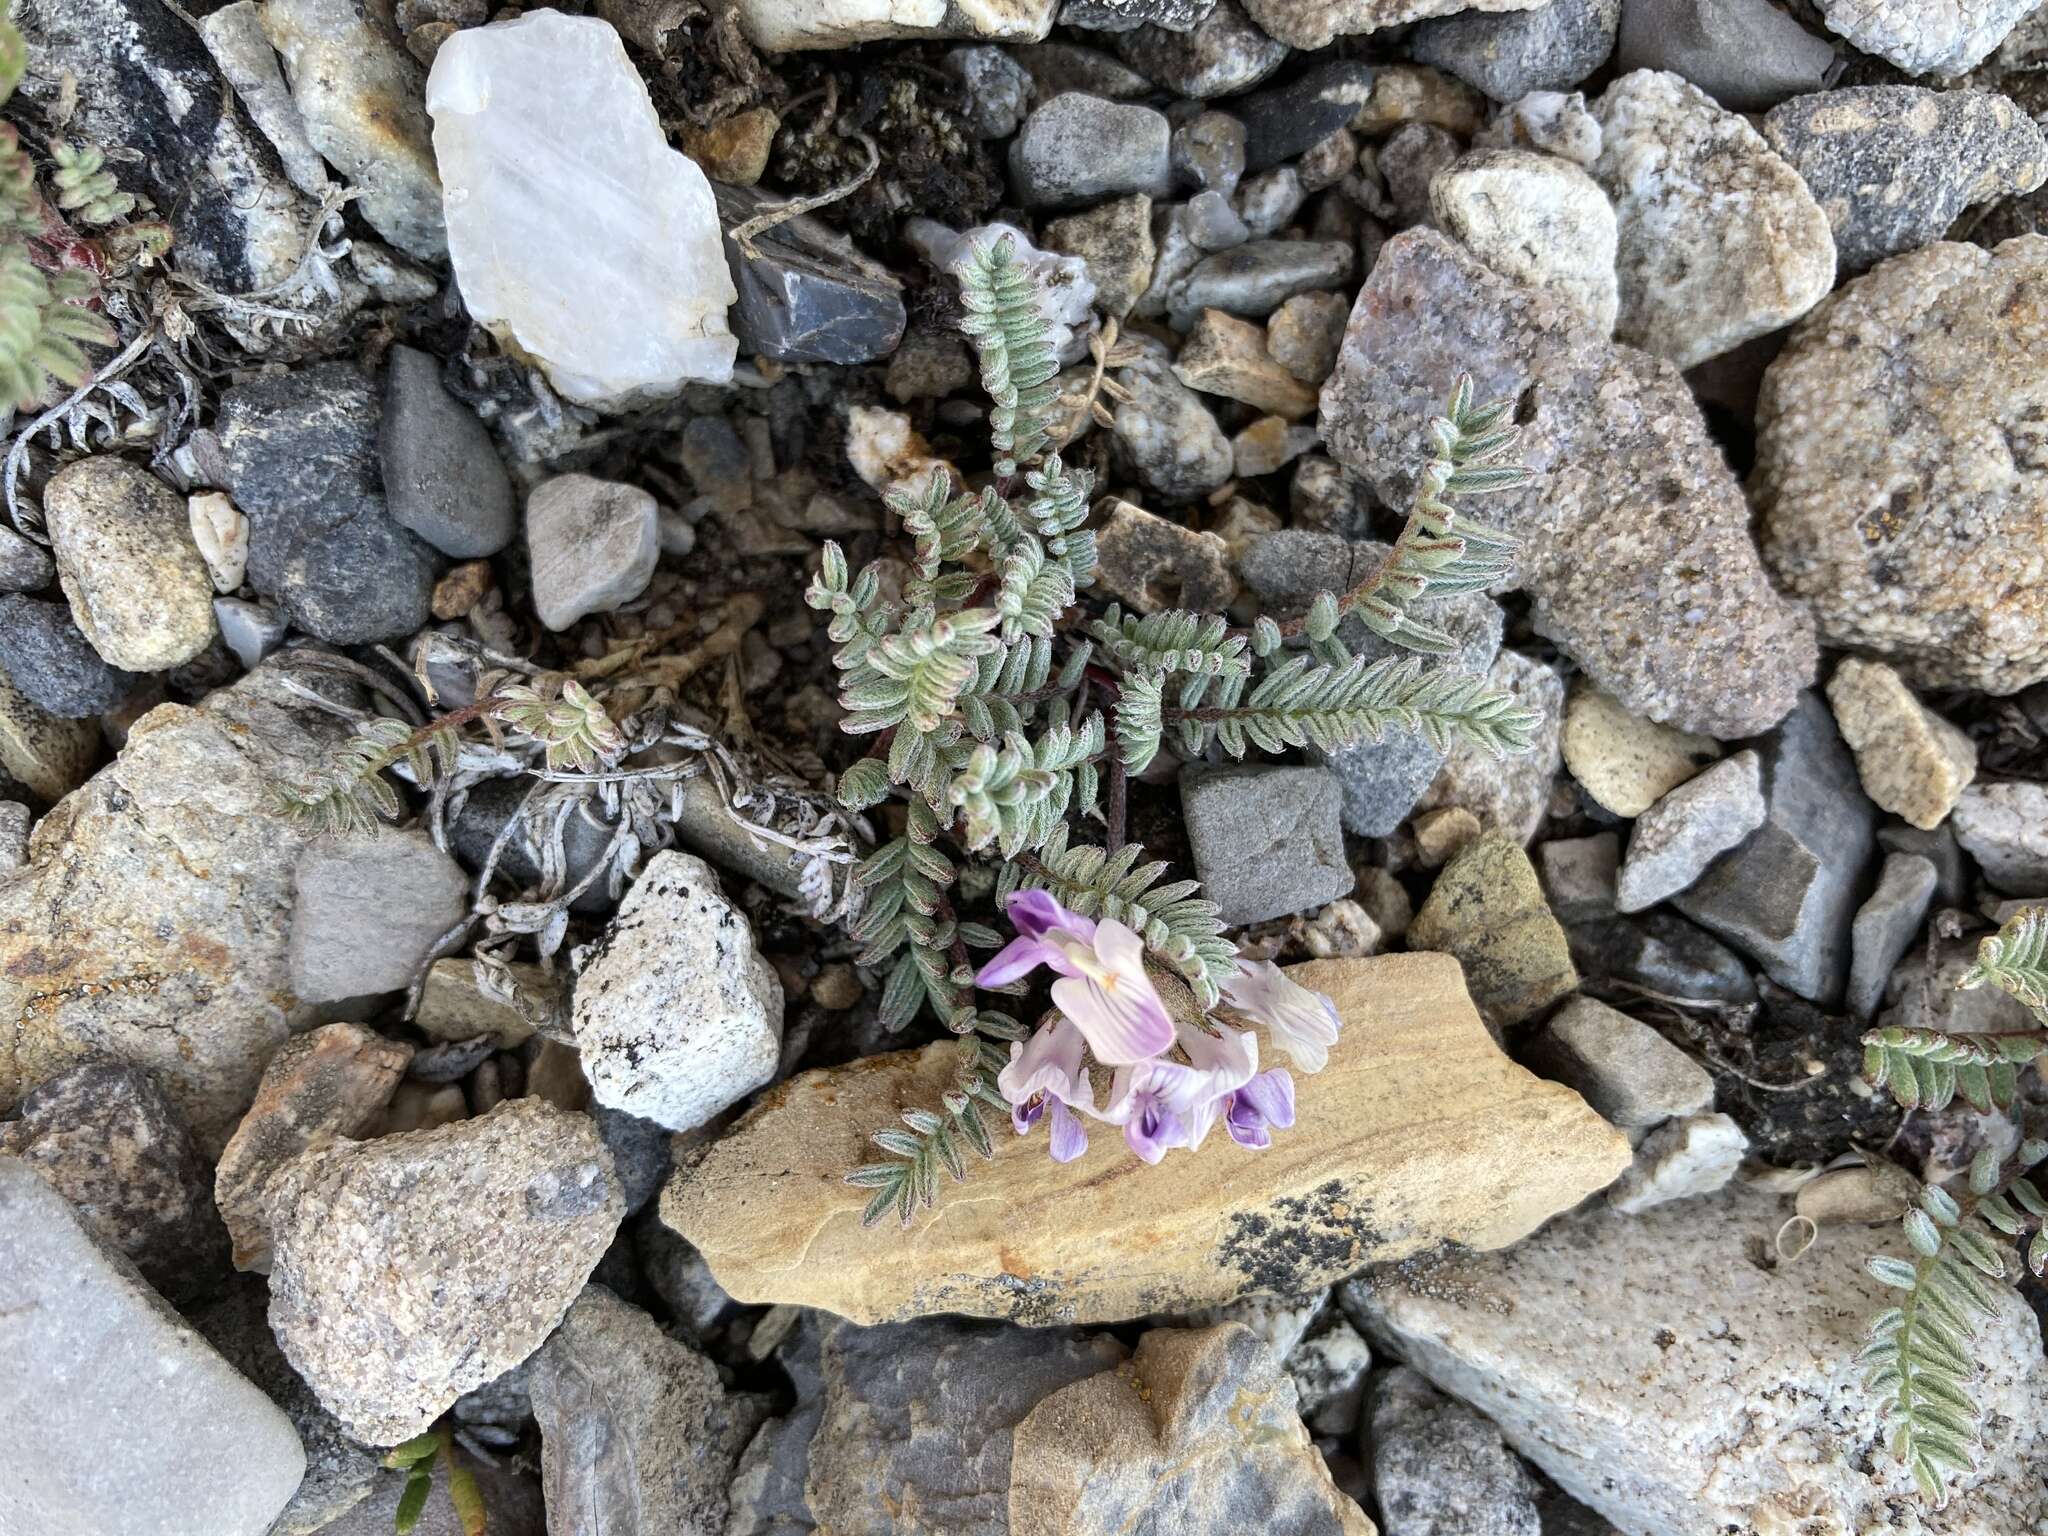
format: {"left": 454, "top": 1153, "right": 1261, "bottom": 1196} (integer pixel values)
{"left": 1051, "top": 973, "right": 1173, "bottom": 1066}
{"left": 1046, "top": 1099, "right": 1089, "bottom": 1162}
{"left": 1006, "top": 887, "right": 1095, "bottom": 942}
{"left": 976, "top": 935, "right": 1070, "bottom": 989}
{"left": 1223, "top": 960, "right": 1341, "bottom": 1074}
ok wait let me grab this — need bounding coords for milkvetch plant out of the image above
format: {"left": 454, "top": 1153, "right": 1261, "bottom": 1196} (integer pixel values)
{"left": 826, "top": 234, "right": 1542, "bottom": 1227}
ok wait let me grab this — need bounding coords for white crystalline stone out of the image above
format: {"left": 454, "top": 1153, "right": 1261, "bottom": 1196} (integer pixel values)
{"left": 426, "top": 11, "right": 738, "bottom": 407}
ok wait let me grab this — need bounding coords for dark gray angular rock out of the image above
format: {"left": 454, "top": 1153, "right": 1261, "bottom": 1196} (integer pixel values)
{"left": 0, "top": 1063, "right": 227, "bottom": 1302}
{"left": 1010, "top": 93, "right": 1173, "bottom": 210}
{"left": 806, "top": 1316, "right": 1127, "bottom": 1532}
{"left": 214, "top": 363, "right": 439, "bottom": 644}
{"left": 14, "top": 0, "right": 314, "bottom": 292}
{"left": 1322, "top": 229, "right": 1817, "bottom": 738}
{"left": 1413, "top": 0, "right": 1621, "bottom": 102}
{"left": 379, "top": 344, "right": 515, "bottom": 558}
{"left": 1567, "top": 912, "right": 1758, "bottom": 1004}
{"left": 1240, "top": 531, "right": 1505, "bottom": 838}
{"left": 213, "top": 596, "right": 290, "bottom": 671}
{"left": 636, "top": 1213, "right": 741, "bottom": 1337}
{"left": 0, "top": 1159, "right": 306, "bottom": 1536}
{"left": 1846, "top": 851, "right": 1937, "bottom": 1020}
{"left": 0, "top": 522, "right": 54, "bottom": 592}
{"left": 1169, "top": 239, "right": 1354, "bottom": 323}
{"left": 593, "top": 1104, "right": 671, "bottom": 1216}
{"left": 1369, "top": 1366, "right": 1541, "bottom": 1536}
{"left": 1237, "top": 60, "right": 1377, "bottom": 173}
{"left": 529, "top": 1284, "right": 768, "bottom": 1536}
{"left": 1614, "top": 0, "right": 1837, "bottom": 112}
{"left": 1181, "top": 761, "right": 1354, "bottom": 925}
{"left": 191, "top": 1275, "right": 386, "bottom": 1535}
{"left": 1114, "top": 0, "right": 1290, "bottom": 98}
{"left": 1763, "top": 87, "right": 2048, "bottom": 271}
{"left": 716, "top": 184, "right": 908, "bottom": 364}
{"left": 0, "top": 592, "right": 136, "bottom": 716}
{"left": 1672, "top": 693, "right": 1877, "bottom": 1006}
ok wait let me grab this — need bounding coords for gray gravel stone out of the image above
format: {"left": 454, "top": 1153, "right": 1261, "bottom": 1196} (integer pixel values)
{"left": 1952, "top": 780, "right": 2048, "bottom": 893}
{"left": 15, "top": 0, "right": 315, "bottom": 293}
{"left": 1172, "top": 110, "right": 1248, "bottom": 196}
{"left": 262, "top": 0, "right": 445, "bottom": 260}
{"left": 0, "top": 1158, "right": 305, "bottom": 1535}
{"left": 213, "top": 363, "right": 439, "bottom": 645}
{"left": 1756, "top": 238, "right": 2048, "bottom": 694}
{"left": 1114, "top": 0, "right": 1289, "bottom": 98}
{"left": 1536, "top": 833, "right": 1619, "bottom": 924}
{"left": 1010, "top": 92, "right": 1172, "bottom": 209}
{"left": 0, "top": 1062, "right": 227, "bottom": 1301}
{"left": 1812, "top": 0, "right": 2036, "bottom": 75}
{"left": 1592, "top": 69, "right": 1835, "bottom": 370}
{"left": 530, "top": 1284, "right": 768, "bottom": 1536}
{"left": 379, "top": 344, "right": 515, "bottom": 558}
{"left": 191, "top": 1275, "right": 386, "bottom": 1535}
{"left": 289, "top": 829, "right": 471, "bottom": 1004}
{"left": 1241, "top": 532, "right": 1505, "bottom": 837}
{"left": 1287, "top": 1315, "right": 1373, "bottom": 1436}
{"left": 1109, "top": 345, "right": 1234, "bottom": 500}
{"left": 213, "top": 596, "right": 289, "bottom": 671}
{"left": 942, "top": 45, "right": 1030, "bottom": 139}
{"left": 525, "top": 473, "right": 660, "bottom": 632}
{"left": 0, "top": 657, "right": 359, "bottom": 1152}
{"left": 1671, "top": 693, "right": 1876, "bottom": 1005}
{"left": 571, "top": 850, "right": 784, "bottom": 1133}
{"left": 1615, "top": 749, "right": 1765, "bottom": 912}
{"left": 1321, "top": 228, "right": 1817, "bottom": 738}
{"left": 1012, "top": 39, "right": 1157, "bottom": 99}
{"left": 1238, "top": 60, "right": 1377, "bottom": 173}
{"left": 1169, "top": 239, "right": 1354, "bottom": 324}
{"left": 1523, "top": 995, "right": 1713, "bottom": 1134}
{"left": 265, "top": 1097, "right": 623, "bottom": 1446}
{"left": 1846, "top": 851, "right": 1938, "bottom": 1020}
{"left": 44, "top": 457, "right": 216, "bottom": 672}
{"left": 0, "top": 592, "right": 137, "bottom": 717}
{"left": 1413, "top": 0, "right": 1620, "bottom": 102}
{"left": 1614, "top": 0, "right": 1836, "bottom": 111}
{"left": 1607, "top": 1110, "right": 1746, "bottom": 1212}
{"left": 1764, "top": 87, "right": 2047, "bottom": 271}
{"left": 1369, "top": 1366, "right": 1541, "bottom": 1536}
{"left": 1181, "top": 762, "right": 1353, "bottom": 925}
{"left": 0, "top": 522, "right": 53, "bottom": 592}
{"left": 801, "top": 1315, "right": 1129, "bottom": 1532}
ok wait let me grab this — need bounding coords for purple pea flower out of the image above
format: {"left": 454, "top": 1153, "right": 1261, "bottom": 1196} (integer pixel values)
{"left": 1222, "top": 1069, "right": 1296, "bottom": 1149}
{"left": 1220, "top": 959, "right": 1343, "bottom": 1074}
{"left": 976, "top": 889, "right": 1175, "bottom": 1066}
{"left": 996, "top": 1015, "right": 1095, "bottom": 1163}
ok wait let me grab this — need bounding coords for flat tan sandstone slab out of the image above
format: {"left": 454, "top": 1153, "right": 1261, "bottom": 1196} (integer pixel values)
{"left": 660, "top": 953, "right": 1629, "bottom": 1325}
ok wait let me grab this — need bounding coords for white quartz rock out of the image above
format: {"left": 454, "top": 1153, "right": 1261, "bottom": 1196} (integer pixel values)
{"left": 426, "top": 11, "right": 738, "bottom": 407}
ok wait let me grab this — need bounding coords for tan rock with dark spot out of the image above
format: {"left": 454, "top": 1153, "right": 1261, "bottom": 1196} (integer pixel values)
{"left": 659, "top": 952, "right": 1629, "bottom": 1325}
{"left": 215, "top": 1021, "right": 413, "bottom": 1273}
